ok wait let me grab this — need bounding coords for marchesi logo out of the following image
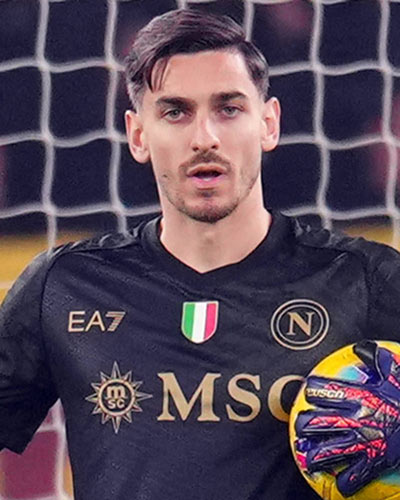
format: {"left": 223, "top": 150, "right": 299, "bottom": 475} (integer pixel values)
{"left": 270, "top": 299, "right": 330, "bottom": 350}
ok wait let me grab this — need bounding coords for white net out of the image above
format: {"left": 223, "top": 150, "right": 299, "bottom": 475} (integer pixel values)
{"left": 0, "top": 0, "right": 399, "bottom": 498}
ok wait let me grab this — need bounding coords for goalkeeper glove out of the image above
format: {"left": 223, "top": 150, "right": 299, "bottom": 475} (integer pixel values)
{"left": 295, "top": 340, "right": 400, "bottom": 497}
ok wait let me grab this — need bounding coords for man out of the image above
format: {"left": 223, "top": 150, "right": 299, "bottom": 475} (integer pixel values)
{"left": 1, "top": 9, "right": 400, "bottom": 500}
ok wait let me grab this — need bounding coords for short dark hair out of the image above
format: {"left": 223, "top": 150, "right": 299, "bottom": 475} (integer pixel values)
{"left": 125, "top": 9, "right": 269, "bottom": 111}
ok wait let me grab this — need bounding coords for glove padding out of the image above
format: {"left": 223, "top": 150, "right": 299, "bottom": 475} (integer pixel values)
{"left": 295, "top": 340, "right": 400, "bottom": 497}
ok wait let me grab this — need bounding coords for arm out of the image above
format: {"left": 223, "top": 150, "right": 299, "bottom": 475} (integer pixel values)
{"left": 0, "top": 252, "right": 58, "bottom": 453}
{"left": 368, "top": 244, "right": 400, "bottom": 339}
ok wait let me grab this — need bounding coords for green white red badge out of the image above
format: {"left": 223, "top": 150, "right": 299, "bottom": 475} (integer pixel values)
{"left": 181, "top": 301, "right": 219, "bottom": 343}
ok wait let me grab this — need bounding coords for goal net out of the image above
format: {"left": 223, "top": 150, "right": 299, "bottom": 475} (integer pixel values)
{"left": 0, "top": 0, "right": 399, "bottom": 498}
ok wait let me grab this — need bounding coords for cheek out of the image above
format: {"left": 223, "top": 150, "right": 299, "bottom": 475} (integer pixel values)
{"left": 226, "top": 125, "right": 262, "bottom": 165}
{"left": 148, "top": 123, "right": 190, "bottom": 154}
{"left": 146, "top": 131, "right": 187, "bottom": 181}
{"left": 147, "top": 131, "right": 173, "bottom": 162}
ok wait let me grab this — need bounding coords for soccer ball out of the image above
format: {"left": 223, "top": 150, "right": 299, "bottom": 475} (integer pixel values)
{"left": 289, "top": 341, "right": 400, "bottom": 500}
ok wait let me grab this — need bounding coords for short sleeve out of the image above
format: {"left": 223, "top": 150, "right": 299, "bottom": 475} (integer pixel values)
{"left": 368, "top": 244, "right": 400, "bottom": 340}
{"left": 0, "top": 252, "right": 58, "bottom": 453}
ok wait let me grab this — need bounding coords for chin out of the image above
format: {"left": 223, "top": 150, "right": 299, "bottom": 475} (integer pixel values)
{"left": 181, "top": 202, "right": 238, "bottom": 224}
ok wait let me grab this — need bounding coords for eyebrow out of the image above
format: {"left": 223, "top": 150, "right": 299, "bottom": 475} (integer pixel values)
{"left": 211, "top": 91, "right": 248, "bottom": 105}
{"left": 155, "top": 97, "right": 195, "bottom": 110}
{"left": 155, "top": 91, "right": 248, "bottom": 111}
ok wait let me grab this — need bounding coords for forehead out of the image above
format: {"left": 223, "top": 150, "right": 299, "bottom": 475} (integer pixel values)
{"left": 143, "top": 49, "right": 260, "bottom": 106}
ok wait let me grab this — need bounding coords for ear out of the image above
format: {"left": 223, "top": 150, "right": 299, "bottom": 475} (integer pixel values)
{"left": 125, "top": 110, "right": 150, "bottom": 163}
{"left": 260, "top": 97, "right": 281, "bottom": 153}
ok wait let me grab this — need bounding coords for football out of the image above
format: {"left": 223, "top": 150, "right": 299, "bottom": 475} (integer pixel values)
{"left": 289, "top": 341, "right": 400, "bottom": 500}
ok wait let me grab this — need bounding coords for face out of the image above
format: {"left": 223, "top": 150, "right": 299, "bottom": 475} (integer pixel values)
{"left": 126, "top": 49, "right": 280, "bottom": 224}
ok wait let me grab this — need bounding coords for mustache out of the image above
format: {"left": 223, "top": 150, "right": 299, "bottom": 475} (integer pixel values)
{"left": 180, "top": 151, "right": 231, "bottom": 172}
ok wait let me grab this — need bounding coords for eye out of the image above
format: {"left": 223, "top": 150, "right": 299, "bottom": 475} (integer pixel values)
{"left": 164, "top": 109, "right": 185, "bottom": 121}
{"left": 221, "top": 106, "right": 241, "bottom": 118}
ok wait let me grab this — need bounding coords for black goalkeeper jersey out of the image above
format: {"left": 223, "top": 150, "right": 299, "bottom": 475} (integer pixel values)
{"left": 1, "top": 212, "right": 400, "bottom": 500}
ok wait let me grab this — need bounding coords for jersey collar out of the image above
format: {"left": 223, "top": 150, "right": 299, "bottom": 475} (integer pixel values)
{"left": 140, "top": 211, "right": 294, "bottom": 287}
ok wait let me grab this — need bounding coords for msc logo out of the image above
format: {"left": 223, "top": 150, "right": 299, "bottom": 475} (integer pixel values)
{"left": 156, "top": 373, "right": 302, "bottom": 424}
{"left": 270, "top": 299, "right": 329, "bottom": 350}
{"left": 68, "top": 311, "right": 126, "bottom": 333}
{"left": 86, "top": 362, "right": 152, "bottom": 433}
{"left": 87, "top": 368, "right": 304, "bottom": 430}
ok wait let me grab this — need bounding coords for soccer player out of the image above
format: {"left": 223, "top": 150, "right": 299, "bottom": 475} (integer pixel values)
{"left": 2, "top": 8, "right": 400, "bottom": 500}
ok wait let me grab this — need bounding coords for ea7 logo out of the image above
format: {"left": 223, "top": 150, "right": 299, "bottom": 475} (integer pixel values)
{"left": 68, "top": 311, "right": 126, "bottom": 333}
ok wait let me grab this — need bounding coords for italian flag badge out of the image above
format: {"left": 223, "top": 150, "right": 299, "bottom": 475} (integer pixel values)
{"left": 181, "top": 301, "right": 219, "bottom": 344}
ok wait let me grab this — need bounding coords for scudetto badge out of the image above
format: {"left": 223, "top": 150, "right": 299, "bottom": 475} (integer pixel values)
{"left": 270, "top": 299, "right": 330, "bottom": 350}
{"left": 86, "top": 362, "right": 152, "bottom": 433}
{"left": 181, "top": 301, "right": 219, "bottom": 343}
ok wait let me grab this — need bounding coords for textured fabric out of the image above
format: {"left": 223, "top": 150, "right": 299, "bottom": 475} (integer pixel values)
{"left": 1, "top": 213, "right": 400, "bottom": 499}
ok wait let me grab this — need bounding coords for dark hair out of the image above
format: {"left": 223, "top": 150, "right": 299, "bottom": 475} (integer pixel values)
{"left": 125, "top": 9, "right": 269, "bottom": 111}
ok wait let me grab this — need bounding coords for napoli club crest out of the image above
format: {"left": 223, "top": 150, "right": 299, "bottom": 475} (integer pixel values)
{"left": 181, "top": 301, "right": 219, "bottom": 343}
{"left": 270, "top": 299, "right": 330, "bottom": 351}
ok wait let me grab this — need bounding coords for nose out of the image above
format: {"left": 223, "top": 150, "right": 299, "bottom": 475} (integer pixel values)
{"left": 190, "top": 115, "right": 220, "bottom": 152}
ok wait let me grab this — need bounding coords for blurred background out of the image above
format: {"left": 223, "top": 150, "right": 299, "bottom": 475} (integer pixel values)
{"left": 0, "top": 0, "right": 399, "bottom": 498}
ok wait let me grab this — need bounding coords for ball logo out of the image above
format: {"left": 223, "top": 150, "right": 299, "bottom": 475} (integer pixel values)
{"left": 270, "top": 299, "right": 329, "bottom": 350}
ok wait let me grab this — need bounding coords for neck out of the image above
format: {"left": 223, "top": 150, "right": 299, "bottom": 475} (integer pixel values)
{"left": 159, "top": 193, "right": 271, "bottom": 274}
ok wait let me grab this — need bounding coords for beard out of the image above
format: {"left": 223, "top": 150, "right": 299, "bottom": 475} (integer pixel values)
{"left": 157, "top": 150, "right": 260, "bottom": 224}
{"left": 160, "top": 172, "right": 259, "bottom": 224}
{"left": 178, "top": 196, "right": 240, "bottom": 224}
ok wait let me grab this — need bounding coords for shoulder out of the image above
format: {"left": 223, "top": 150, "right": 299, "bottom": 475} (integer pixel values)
{"left": 52, "top": 225, "right": 141, "bottom": 258}
{"left": 3, "top": 222, "right": 148, "bottom": 305}
{"left": 42, "top": 222, "right": 146, "bottom": 271}
{"left": 287, "top": 214, "right": 400, "bottom": 277}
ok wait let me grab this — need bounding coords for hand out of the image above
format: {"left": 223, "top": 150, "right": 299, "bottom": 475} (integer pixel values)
{"left": 295, "top": 341, "right": 400, "bottom": 497}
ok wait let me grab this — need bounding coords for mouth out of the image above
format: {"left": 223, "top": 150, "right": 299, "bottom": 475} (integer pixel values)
{"left": 192, "top": 171, "right": 222, "bottom": 181}
{"left": 187, "top": 165, "right": 227, "bottom": 183}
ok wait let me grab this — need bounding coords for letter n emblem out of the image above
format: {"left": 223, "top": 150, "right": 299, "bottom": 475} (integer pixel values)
{"left": 181, "top": 301, "right": 219, "bottom": 344}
